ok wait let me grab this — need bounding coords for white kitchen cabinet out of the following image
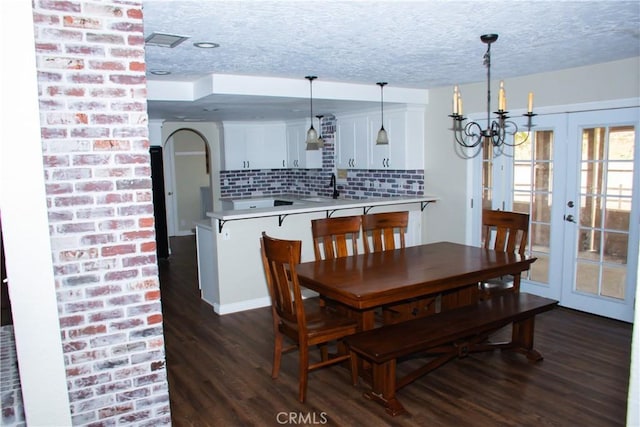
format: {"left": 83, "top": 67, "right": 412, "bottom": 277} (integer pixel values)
{"left": 286, "top": 120, "right": 322, "bottom": 169}
{"left": 336, "top": 113, "right": 370, "bottom": 169}
{"left": 222, "top": 121, "right": 287, "bottom": 170}
{"left": 336, "top": 107, "right": 425, "bottom": 170}
{"left": 369, "top": 106, "right": 425, "bottom": 170}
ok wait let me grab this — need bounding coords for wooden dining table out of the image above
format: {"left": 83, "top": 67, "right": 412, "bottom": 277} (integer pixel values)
{"left": 295, "top": 241, "right": 537, "bottom": 331}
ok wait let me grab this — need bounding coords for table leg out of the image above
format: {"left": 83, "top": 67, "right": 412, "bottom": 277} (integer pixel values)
{"left": 440, "top": 283, "right": 479, "bottom": 312}
{"left": 359, "top": 310, "right": 376, "bottom": 331}
{"left": 350, "top": 309, "right": 377, "bottom": 384}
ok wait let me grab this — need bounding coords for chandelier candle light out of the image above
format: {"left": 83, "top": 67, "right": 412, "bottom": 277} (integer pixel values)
{"left": 450, "top": 34, "right": 536, "bottom": 149}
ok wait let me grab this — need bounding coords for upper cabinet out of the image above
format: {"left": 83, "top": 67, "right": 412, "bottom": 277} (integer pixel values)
{"left": 221, "top": 105, "right": 424, "bottom": 172}
{"left": 336, "top": 106, "right": 425, "bottom": 170}
{"left": 336, "top": 114, "right": 370, "bottom": 169}
{"left": 370, "top": 106, "right": 424, "bottom": 170}
{"left": 286, "top": 120, "right": 322, "bottom": 169}
{"left": 222, "top": 122, "right": 287, "bottom": 170}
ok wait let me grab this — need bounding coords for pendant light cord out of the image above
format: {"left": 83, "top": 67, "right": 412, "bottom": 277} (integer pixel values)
{"left": 306, "top": 76, "right": 317, "bottom": 129}
{"left": 380, "top": 84, "right": 384, "bottom": 127}
{"left": 377, "top": 82, "right": 387, "bottom": 129}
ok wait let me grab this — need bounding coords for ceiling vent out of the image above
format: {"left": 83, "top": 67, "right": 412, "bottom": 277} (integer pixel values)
{"left": 145, "top": 32, "right": 190, "bottom": 48}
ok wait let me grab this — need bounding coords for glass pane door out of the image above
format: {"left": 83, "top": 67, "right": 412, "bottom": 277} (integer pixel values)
{"left": 563, "top": 108, "right": 639, "bottom": 322}
{"left": 513, "top": 130, "right": 554, "bottom": 285}
{"left": 479, "top": 117, "right": 566, "bottom": 301}
{"left": 576, "top": 126, "right": 633, "bottom": 297}
{"left": 510, "top": 113, "right": 568, "bottom": 302}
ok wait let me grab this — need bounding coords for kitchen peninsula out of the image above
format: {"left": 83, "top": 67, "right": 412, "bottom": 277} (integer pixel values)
{"left": 195, "top": 194, "right": 438, "bottom": 314}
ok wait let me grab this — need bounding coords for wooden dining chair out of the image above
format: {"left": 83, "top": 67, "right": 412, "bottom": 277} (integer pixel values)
{"left": 361, "top": 211, "right": 437, "bottom": 324}
{"left": 361, "top": 211, "right": 408, "bottom": 253}
{"left": 479, "top": 209, "right": 530, "bottom": 300}
{"left": 311, "top": 215, "right": 362, "bottom": 260}
{"left": 311, "top": 215, "right": 362, "bottom": 312}
{"left": 260, "top": 232, "right": 358, "bottom": 403}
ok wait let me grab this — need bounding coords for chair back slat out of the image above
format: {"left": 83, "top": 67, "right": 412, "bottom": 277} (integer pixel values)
{"left": 311, "top": 216, "right": 362, "bottom": 260}
{"left": 482, "top": 209, "right": 529, "bottom": 257}
{"left": 362, "top": 211, "right": 409, "bottom": 253}
{"left": 261, "top": 232, "right": 304, "bottom": 328}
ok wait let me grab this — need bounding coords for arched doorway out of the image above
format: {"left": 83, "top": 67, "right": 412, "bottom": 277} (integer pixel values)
{"left": 163, "top": 128, "right": 213, "bottom": 238}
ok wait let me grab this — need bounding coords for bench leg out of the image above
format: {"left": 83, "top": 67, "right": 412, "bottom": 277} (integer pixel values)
{"left": 511, "top": 316, "right": 543, "bottom": 361}
{"left": 363, "top": 359, "right": 407, "bottom": 416}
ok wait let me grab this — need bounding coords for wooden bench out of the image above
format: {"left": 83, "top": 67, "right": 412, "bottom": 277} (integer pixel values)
{"left": 344, "top": 292, "right": 558, "bottom": 416}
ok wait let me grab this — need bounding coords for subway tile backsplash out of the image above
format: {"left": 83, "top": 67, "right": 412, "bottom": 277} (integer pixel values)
{"left": 220, "top": 115, "right": 424, "bottom": 200}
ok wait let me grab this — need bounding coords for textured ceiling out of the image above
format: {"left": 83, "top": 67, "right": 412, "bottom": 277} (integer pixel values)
{"left": 143, "top": 0, "right": 640, "bottom": 122}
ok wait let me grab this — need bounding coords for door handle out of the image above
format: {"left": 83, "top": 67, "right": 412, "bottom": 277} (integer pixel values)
{"left": 564, "top": 214, "right": 576, "bottom": 223}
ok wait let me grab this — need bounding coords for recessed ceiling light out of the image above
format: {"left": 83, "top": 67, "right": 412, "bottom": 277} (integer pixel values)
{"left": 145, "top": 32, "right": 190, "bottom": 48}
{"left": 150, "top": 70, "right": 171, "bottom": 75}
{"left": 194, "top": 42, "right": 220, "bottom": 49}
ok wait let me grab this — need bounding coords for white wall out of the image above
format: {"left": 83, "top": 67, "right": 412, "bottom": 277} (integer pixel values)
{"left": 0, "top": 1, "right": 72, "bottom": 424}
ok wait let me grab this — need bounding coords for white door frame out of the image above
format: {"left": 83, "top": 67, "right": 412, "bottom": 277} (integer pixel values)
{"left": 162, "top": 135, "right": 178, "bottom": 237}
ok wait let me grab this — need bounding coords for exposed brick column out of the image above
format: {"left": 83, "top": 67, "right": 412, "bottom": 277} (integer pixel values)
{"left": 33, "top": 1, "right": 170, "bottom": 425}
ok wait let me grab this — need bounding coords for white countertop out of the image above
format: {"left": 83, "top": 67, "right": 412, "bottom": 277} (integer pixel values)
{"left": 207, "top": 195, "right": 439, "bottom": 221}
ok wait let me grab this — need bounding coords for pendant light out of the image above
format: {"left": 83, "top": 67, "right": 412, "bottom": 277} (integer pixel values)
{"left": 305, "top": 76, "right": 321, "bottom": 151}
{"left": 376, "top": 82, "right": 389, "bottom": 145}
{"left": 315, "top": 114, "right": 325, "bottom": 148}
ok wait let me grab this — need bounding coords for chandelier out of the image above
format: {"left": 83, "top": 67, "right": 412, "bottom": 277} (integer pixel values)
{"left": 449, "top": 34, "right": 535, "bottom": 150}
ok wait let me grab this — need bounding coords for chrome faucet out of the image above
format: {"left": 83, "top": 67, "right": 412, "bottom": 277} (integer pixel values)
{"left": 329, "top": 173, "right": 339, "bottom": 199}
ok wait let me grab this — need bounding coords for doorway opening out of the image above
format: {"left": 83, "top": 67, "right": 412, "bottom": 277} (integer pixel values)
{"left": 161, "top": 128, "right": 213, "bottom": 246}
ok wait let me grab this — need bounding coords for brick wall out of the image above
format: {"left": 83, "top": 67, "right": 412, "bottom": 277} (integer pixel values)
{"left": 33, "top": 1, "right": 170, "bottom": 425}
{"left": 220, "top": 115, "right": 425, "bottom": 199}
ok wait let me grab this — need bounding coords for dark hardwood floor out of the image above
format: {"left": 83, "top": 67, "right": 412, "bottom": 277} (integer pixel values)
{"left": 159, "top": 236, "right": 632, "bottom": 427}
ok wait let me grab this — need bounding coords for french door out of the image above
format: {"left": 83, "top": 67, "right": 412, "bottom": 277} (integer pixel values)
{"left": 560, "top": 108, "right": 638, "bottom": 321}
{"left": 475, "top": 106, "right": 639, "bottom": 322}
